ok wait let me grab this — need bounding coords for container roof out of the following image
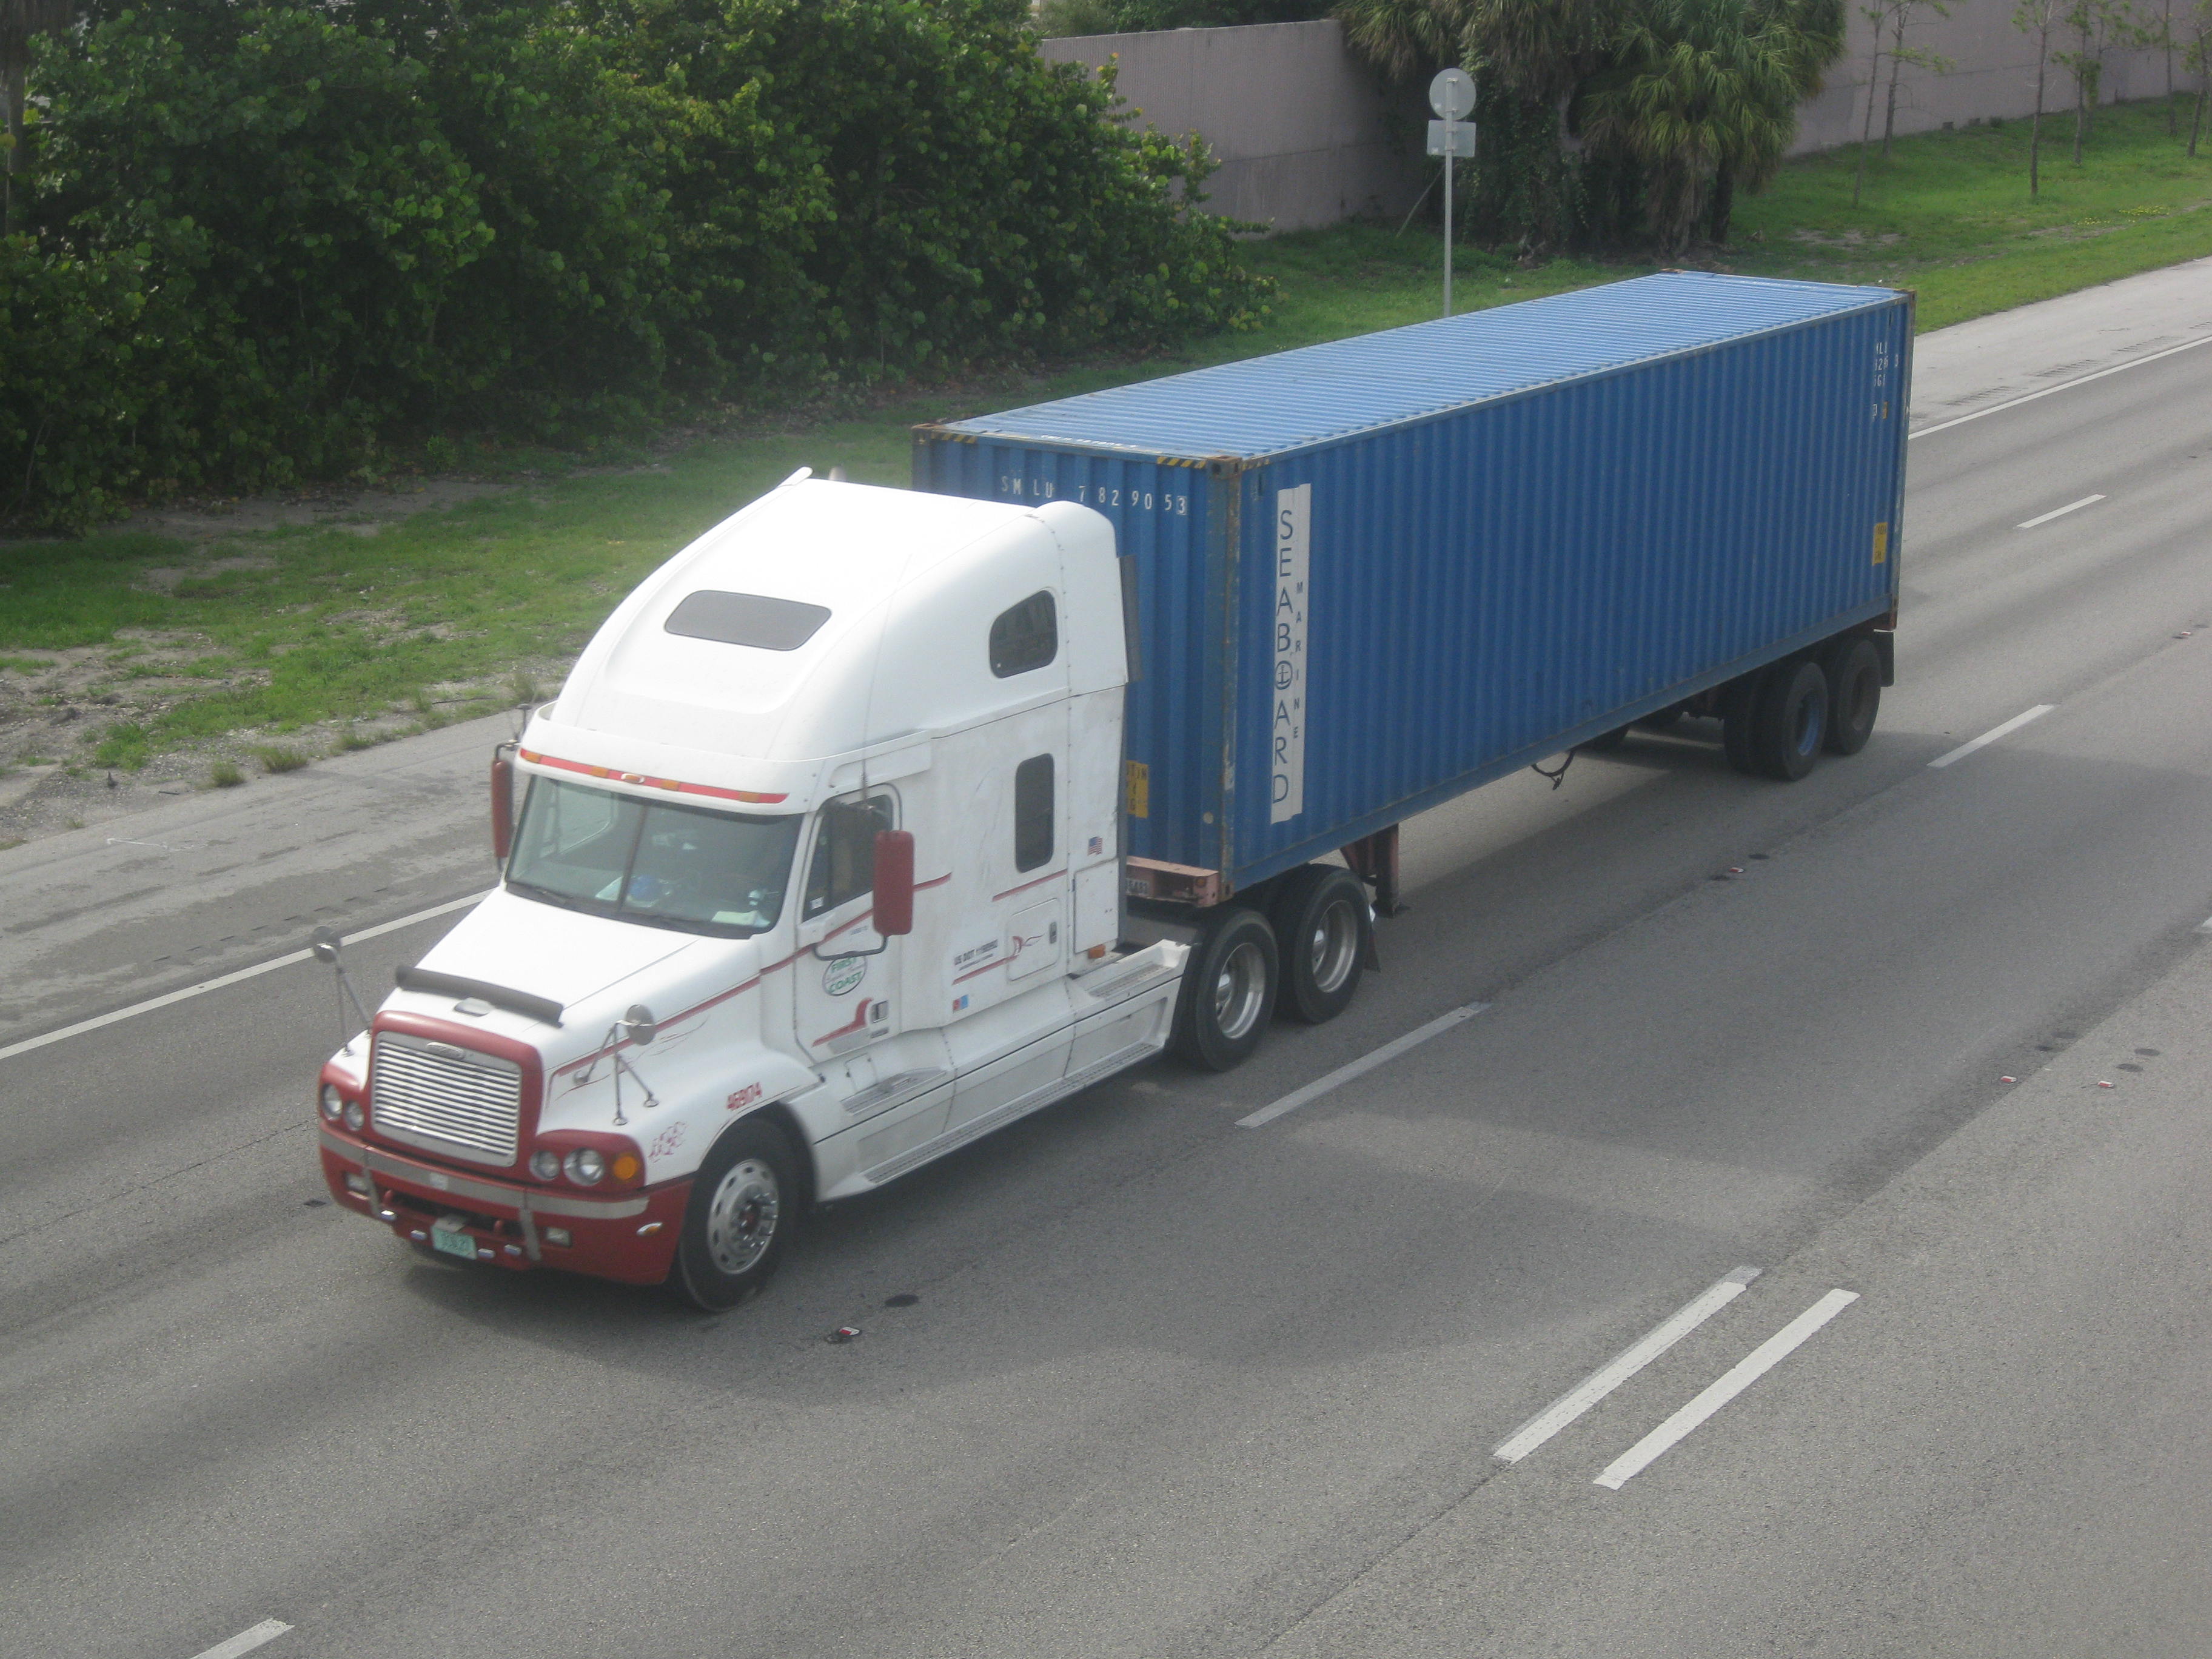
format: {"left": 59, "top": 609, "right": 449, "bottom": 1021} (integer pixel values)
{"left": 942, "top": 271, "right": 1903, "bottom": 461}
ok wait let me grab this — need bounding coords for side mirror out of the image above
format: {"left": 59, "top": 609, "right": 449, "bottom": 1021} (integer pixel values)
{"left": 491, "top": 745, "right": 517, "bottom": 862}
{"left": 872, "top": 830, "right": 916, "bottom": 936}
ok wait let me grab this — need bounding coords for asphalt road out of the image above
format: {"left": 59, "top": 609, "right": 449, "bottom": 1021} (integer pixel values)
{"left": 5, "top": 262, "right": 2212, "bottom": 1659}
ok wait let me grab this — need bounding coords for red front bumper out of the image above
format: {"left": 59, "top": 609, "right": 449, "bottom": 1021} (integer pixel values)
{"left": 319, "top": 1125, "right": 689, "bottom": 1286}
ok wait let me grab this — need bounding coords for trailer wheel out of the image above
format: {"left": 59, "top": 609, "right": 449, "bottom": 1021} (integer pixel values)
{"left": 1751, "top": 658, "right": 1829, "bottom": 781}
{"left": 1172, "top": 908, "right": 1278, "bottom": 1071}
{"left": 1638, "top": 703, "right": 1690, "bottom": 732}
{"left": 1721, "top": 669, "right": 1768, "bottom": 777}
{"left": 1581, "top": 723, "right": 1633, "bottom": 753}
{"left": 669, "top": 1116, "right": 799, "bottom": 1312}
{"left": 1821, "top": 637, "right": 1882, "bottom": 756}
{"left": 1270, "top": 865, "right": 1369, "bottom": 1025}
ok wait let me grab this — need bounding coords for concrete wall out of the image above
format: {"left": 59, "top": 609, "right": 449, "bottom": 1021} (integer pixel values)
{"left": 1042, "top": 8, "right": 2181, "bottom": 233}
{"left": 1037, "top": 19, "right": 1419, "bottom": 233}
{"left": 1796, "top": 1, "right": 2174, "bottom": 153}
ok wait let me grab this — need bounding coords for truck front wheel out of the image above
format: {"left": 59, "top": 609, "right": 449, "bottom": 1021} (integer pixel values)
{"left": 1173, "top": 908, "right": 1278, "bottom": 1071}
{"left": 1270, "top": 865, "right": 1369, "bottom": 1025}
{"left": 669, "top": 1116, "right": 799, "bottom": 1312}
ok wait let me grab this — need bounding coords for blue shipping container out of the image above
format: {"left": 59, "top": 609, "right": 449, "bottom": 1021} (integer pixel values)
{"left": 913, "top": 271, "right": 1911, "bottom": 894}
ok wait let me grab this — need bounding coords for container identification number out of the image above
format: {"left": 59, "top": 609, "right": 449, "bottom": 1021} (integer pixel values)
{"left": 994, "top": 474, "right": 1188, "bottom": 515}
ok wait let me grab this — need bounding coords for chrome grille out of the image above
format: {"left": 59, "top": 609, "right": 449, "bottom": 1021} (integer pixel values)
{"left": 369, "top": 1032, "right": 523, "bottom": 1165}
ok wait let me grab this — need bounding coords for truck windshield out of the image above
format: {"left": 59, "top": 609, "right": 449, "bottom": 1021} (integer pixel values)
{"left": 504, "top": 778, "right": 800, "bottom": 938}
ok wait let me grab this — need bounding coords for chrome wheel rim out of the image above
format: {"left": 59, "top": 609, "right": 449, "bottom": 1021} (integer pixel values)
{"left": 1307, "top": 899, "right": 1359, "bottom": 996}
{"left": 705, "top": 1156, "right": 780, "bottom": 1276}
{"left": 1211, "top": 940, "right": 1269, "bottom": 1042}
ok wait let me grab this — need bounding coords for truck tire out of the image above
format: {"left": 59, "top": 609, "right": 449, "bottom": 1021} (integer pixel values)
{"left": 1751, "top": 657, "right": 1829, "bottom": 781}
{"left": 1270, "top": 865, "right": 1369, "bottom": 1025}
{"left": 1171, "top": 908, "right": 1278, "bottom": 1071}
{"left": 669, "top": 1116, "right": 799, "bottom": 1312}
{"left": 1821, "top": 636, "right": 1882, "bottom": 756}
{"left": 1721, "top": 669, "right": 1768, "bottom": 777}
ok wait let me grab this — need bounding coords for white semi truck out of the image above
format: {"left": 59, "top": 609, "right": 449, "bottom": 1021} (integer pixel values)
{"left": 314, "top": 278, "right": 1908, "bottom": 1307}
{"left": 317, "top": 476, "right": 1324, "bottom": 1307}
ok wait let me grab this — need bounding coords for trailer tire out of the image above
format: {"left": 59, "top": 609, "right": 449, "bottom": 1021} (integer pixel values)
{"left": 1172, "top": 908, "right": 1278, "bottom": 1071}
{"left": 669, "top": 1116, "right": 799, "bottom": 1312}
{"left": 1270, "top": 865, "right": 1369, "bottom": 1025}
{"left": 1721, "top": 670, "right": 1768, "bottom": 777}
{"left": 1821, "top": 636, "right": 1882, "bottom": 756}
{"left": 1751, "top": 658, "right": 1829, "bottom": 781}
{"left": 1638, "top": 703, "right": 1689, "bottom": 732}
{"left": 1581, "top": 723, "right": 1633, "bottom": 753}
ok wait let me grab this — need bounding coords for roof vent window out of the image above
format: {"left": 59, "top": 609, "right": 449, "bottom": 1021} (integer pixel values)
{"left": 664, "top": 590, "right": 831, "bottom": 651}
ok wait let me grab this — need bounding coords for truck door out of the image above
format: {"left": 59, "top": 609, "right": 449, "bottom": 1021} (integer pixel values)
{"left": 792, "top": 786, "right": 951, "bottom": 1161}
{"left": 943, "top": 700, "right": 1076, "bottom": 1131}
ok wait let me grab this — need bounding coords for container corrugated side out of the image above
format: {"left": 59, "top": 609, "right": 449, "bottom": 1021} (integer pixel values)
{"left": 1222, "top": 297, "right": 1908, "bottom": 883}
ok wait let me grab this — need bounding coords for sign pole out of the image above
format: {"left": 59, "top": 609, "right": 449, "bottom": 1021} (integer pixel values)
{"left": 1427, "top": 69, "right": 1475, "bottom": 322}
{"left": 1443, "top": 139, "right": 1453, "bottom": 318}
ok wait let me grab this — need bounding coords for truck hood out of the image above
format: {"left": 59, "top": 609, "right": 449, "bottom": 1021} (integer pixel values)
{"left": 414, "top": 886, "right": 702, "bottom": 1014}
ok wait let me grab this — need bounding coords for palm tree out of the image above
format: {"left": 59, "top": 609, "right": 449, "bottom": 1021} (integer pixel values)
{"left": 2, "top": 0, "right": 72, "bottom": 237}
{"left": 1577, "top": 0, "right": 1820, "bottom": 253}
{"left": 1336, "top": 0, "right": 1470, "bottom": 81}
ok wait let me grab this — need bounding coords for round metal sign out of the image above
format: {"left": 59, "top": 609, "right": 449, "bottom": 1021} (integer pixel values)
{"left": 1429, "top": 67, "right": 1475, "bottom": 121}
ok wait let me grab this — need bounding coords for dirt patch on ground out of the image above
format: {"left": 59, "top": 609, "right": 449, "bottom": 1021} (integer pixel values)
{"left": 0, "top": 475, "right": 555, "bottom": 852}
{"left": 115, "top": 478, "right": 512, "bottom": 545}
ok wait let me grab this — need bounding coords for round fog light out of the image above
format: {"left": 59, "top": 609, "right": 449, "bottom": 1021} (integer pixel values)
{"left": 565, "top": 1147, "right": 606, "bottom": 1186}
{"left": 530, "top": 1148, "right": 561, "bottom": 1182}
{"left": 342, "top": 1098, "right": 366, "bottom": 1131}
{"left": 318, "top": 1084, "right": 344, "bottom": 1123}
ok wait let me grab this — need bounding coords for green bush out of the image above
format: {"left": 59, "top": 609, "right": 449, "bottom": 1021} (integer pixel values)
{"left": 0, "top": 0, "right": 1267, "bottom": 530}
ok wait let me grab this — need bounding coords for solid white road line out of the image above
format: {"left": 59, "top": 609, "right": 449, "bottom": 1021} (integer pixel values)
{"left": 1494, "top": 1266, "right": 1762, "bottom": 1464}
{"left": 2016, "top": 494, "right": 2106, "bottom": 530}
{"left": 0, "top": 890, "right": 491, "bottom": 1066}
{"left": 1236, "top": 1002, "right": 1490, "bottom": 1128}
{"left": 1594, "top": 1289, "right": 1860, "bottom": 1490}
{"left": 189, "top": 1620, "right": 292, "bottom": 1659}
{"left": 1926, "top": 704, "right": 2056, "bottom": 769}
{"left": 1911, "top": 332, "right": 2212, "bottom": 440}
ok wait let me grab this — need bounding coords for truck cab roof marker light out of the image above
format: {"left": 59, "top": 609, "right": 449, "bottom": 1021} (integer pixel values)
{"left": 517, "top": 748, "right": 788, "bottom": 806}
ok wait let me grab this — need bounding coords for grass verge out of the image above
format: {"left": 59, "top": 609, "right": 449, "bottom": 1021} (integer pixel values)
{"left": 1, "top": 95, "right": 2207, "bottom": 781}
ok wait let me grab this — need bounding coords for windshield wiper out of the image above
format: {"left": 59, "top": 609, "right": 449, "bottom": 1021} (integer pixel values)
{"left": 504, "top": 877, "right": 599, "bottom": 916}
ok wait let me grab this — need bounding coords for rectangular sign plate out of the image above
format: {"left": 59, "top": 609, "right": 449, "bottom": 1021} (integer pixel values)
{"left": 431, "top": 1225, "right": 477, "bottom": 1260}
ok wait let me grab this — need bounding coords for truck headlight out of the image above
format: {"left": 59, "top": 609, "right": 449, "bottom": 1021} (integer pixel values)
{"left": 531, "top": 1148, "right": 561, "bottom": 1182}
{"left": 318, "top": 1085, "right": 344, "bottom": 1123}
{"left": 343, "top": 1099, "right": 366, "bottom": 1131}
{"left": 565, "top": 1147, "right": 606, "bottom": 1186}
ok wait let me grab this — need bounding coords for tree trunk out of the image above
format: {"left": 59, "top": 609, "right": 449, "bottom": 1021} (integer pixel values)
{"left": 2167, "top": 0, "right": 2179, "bottom": 133}
{"left": 1882, "top": 10, "right": 1906, "bottom": 156}
{"left": 3, "top": 59, "right": 22, "bottom": 241}
{"left": 1854, "top": 21, "right": 1883, "bottom": 205}
{"left": 2073, "top": 24, "right": 2088, "bottom": 165}
{"left": 2194, "top": 72, "right": 2207, "bottom": 158}
{"left": 2030, "top": 38, "right": 2046, "bottom": 195}
{"left": 1709, "top": 163, "right": 1735, "bottom": 243}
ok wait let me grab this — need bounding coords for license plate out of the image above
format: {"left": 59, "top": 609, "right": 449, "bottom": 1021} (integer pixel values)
{"left": 431, "top": 1225, "right": 477, "bottom": 1261}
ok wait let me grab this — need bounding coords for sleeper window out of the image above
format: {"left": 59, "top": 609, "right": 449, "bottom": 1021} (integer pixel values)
{"left": 990, "top": 591, "right": 1058, "bottom": 678}
{"left": 804, "top": 791, "right": 894, "bottom": 918}
{"left": 1013, "top": 755, "right": 1054, "bottom": 873}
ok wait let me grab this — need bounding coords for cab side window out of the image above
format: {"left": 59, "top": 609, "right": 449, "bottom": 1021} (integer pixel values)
{"left": 990, "top": 591, "right": 1057, "bottom": 678}
{"left": 1013, "top": 755, "right": 1054, "bottom": 873}
{"left": 804, "top": 791, "right": 894, "bottom": 918}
